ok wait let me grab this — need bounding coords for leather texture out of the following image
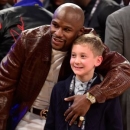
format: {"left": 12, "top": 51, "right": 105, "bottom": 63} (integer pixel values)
{"left": 0, "top": 25, "right": 130, "bottom": 130}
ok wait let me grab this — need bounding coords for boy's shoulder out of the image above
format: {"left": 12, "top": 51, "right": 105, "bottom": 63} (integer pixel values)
{"left": 53, "top": 74, "right": 73, "bottom": 91}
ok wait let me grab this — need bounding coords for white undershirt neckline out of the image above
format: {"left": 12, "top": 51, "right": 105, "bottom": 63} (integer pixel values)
{"left": 32, "top": 49, "right": 67, "bottom": 109}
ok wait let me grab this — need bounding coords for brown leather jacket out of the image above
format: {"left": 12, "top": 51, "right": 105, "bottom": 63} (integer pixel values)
{"left": 0, "top": 25, "right": 130, "bottom": 130}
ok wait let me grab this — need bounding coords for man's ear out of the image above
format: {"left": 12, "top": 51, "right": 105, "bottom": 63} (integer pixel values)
{"left": 77, "top": 27, "right": 85, "bottom": 37}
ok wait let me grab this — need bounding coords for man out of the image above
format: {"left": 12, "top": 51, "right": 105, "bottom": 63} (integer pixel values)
{"left": 69, "top": 0, "right": 121, "bottom": 42}
{"left": 0, "top": 0, "right": 11, "bottom": 10}
{"left": 105, "top": 0, "right": 130, "bottom": 129}
{"left": 0, "top": 0, "right": 52, "bottom": 61}
{"left": 0, "top": 3, "right": 130, "bottom": 130}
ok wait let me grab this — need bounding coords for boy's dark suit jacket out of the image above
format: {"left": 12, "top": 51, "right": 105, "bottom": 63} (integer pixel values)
{"left": 45, "top": 74, "right": 123, "bottom": 130}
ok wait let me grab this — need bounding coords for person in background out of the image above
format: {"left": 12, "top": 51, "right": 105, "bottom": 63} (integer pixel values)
{"left": 0, "top": 0, "right": 11, "bottom": 10}
{"left": 45, "top": 33, "right": 123, "bottom": 130}
{"left": 105, "top": 1, "right": 130, "bottom": 129}
{"left": 68, "top": 0, "right": 121, "bottom": 42}
{"left": 0, "top": 0, "right": 52, "bottom": 61}
{"left": 113, "top": 0, "right": 122, "bottom": 4}
{"left": 0, "top": 3, "right": 130, "bottom": 130}
{"left": 44, "top": 0, "right": 66, "bottom": 13}
{"left": 123, "top": 0, "right": 130, "bottom": 5}
{"left": 7, "top": 0, "right": 15, "bottom": 5}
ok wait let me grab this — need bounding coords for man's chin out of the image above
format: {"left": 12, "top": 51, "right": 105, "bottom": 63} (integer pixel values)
{"left": 52, "top": 45, "right": 61, "bottom": 51}
{"left": 51, "top": 43, "right": 61, "bottom": 50}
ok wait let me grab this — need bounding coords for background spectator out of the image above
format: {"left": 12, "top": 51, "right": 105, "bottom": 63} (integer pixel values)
{"left": 7, "top": 0, "right": 15, "bottom": 5}
{"left": 105, "top": 1, "right": 130, "bottom": 129}
{"left": 68, "top": 0, "right": 121, "bottom": 42}
{"left": 0, "top": 0, "right": 52, "bottom": 61}
{"left": 0, "top": 0, "right": 11, "bottom": 10}
{"left": 113, "top": 0, "right": 122, "bottom": 4}
{"left": 45, "top": 0, "right": 66, "bottom": 13}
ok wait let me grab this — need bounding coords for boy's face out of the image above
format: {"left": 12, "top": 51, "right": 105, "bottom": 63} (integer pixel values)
{"left": 70, "top": 44, "right": 102, "bottom": 81}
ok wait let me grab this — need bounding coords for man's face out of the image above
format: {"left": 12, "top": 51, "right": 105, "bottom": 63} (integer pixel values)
{"left": 0, "top": 0, "right": 8, "bottom": 5}
{"left": 50, "top": 13, "right": 83, "bottom": 52}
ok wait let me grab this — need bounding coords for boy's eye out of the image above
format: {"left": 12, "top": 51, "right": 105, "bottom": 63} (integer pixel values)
{"left": 71, "top": 54, "right": 76, "bottom": 57}
{"left": 81, "top": 55, "right": 86, "bottom": 58}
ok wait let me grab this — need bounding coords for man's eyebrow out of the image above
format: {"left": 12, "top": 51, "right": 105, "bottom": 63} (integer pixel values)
{"left": 64, "top": 25, "right": 74, "bottom": 30}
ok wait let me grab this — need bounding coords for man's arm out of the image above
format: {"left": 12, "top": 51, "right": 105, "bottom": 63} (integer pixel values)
{"left": 0, "top": 33, "right": 25, "bottom": 130}
{"left": 89, "top": 49, "right": 130, "bottom": 103}
{"left": 64, "top": 28, "right": 130, "bottom": 125}
{"left": 64, "top": 49, "right": 130, "bottom": 125}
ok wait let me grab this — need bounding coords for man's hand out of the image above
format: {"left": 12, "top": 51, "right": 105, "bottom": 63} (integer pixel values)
{"left": 64, "top": 94, "right": 91, "bottom": 127}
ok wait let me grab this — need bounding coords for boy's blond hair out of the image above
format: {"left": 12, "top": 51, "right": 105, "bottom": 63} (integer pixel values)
{"left": 72, "top": 33, "right": 105, "bottom": 56}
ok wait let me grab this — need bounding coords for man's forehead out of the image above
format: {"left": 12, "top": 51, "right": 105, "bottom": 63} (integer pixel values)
{"left": 53, "top": 9, "right": 81, "bottom": 23}
{"left": 51, "top": 18, "right": 75, "bottom": 29}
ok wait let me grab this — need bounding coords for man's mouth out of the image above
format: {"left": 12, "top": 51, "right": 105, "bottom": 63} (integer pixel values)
{"left": 52, "top": 36, "right": 64, "bottom": 46}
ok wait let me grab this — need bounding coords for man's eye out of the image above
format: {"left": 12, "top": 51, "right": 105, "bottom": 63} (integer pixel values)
{"left": 64, "top": 28, "right": 71, "bottom": 32}
{"left": 52, "top": 23, "right": 58, "bottom": 28}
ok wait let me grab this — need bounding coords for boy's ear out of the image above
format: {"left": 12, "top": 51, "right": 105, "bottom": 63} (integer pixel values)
{"left": 78, "top": 27, "right": 85, "bottom": 36}
{"left": 95, "top": 56, "right": 103, "bottom": 67}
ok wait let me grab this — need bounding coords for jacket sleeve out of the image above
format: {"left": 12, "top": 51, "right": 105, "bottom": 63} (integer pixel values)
{"left": 89, "top": 45, "right": 130, "bottom": 103}
{"left": 0, "top": 33, "right": 26, "bottom": 130}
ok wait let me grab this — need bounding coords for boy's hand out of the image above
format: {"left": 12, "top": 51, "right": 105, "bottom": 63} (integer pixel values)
{"left": 64, "top": 94, "right": 91, "bottom": 127}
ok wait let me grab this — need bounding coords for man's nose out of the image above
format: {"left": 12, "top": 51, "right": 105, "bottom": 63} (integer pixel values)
{"left": 55, "top": 28, "right": 63, "bottom": 37}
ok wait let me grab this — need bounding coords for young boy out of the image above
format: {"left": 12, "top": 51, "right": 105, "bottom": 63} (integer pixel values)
{"left": 44, "top": 34, "right": 123, "bottom": 130}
